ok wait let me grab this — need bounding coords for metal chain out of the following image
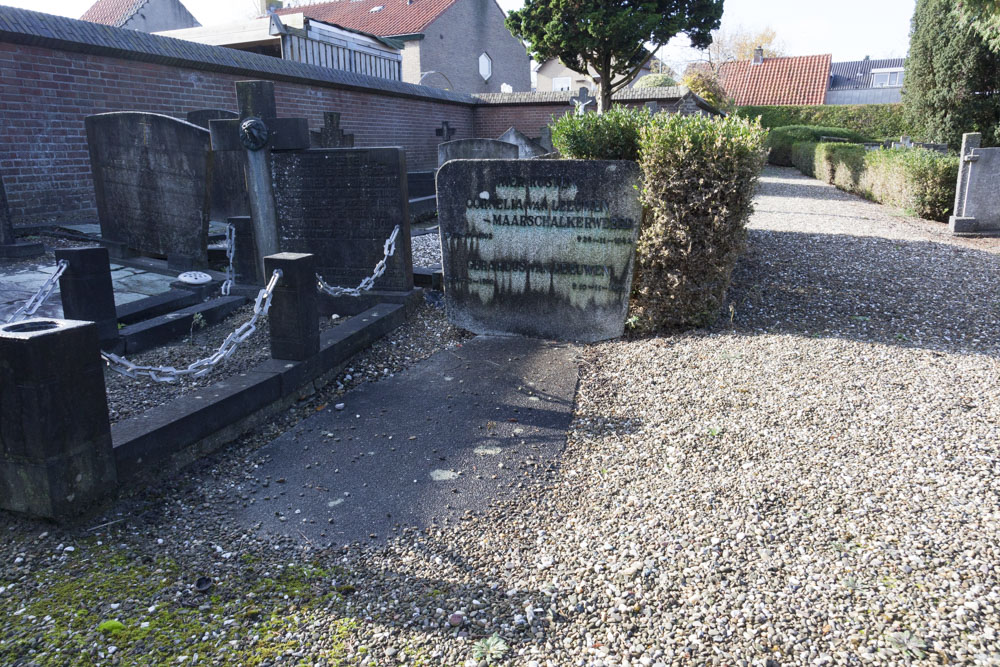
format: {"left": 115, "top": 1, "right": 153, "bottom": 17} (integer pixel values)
{"left": 220, "top": 223, "right": 235, "bottom": 297}
{"left": 101, "top": 269, "right": 283, "bottom": 383}
{"left": 5, "top": 260, "right": 69, "bottom": 324}
{"left": 316, "top": 225, "right": 400, "bottom": 298}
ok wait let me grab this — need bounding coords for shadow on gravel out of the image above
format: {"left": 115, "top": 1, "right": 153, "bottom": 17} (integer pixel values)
{"left": 724, "top": 229, "right": 1000, "bottom": 357}
{"left": 753, "top": 172, "right": 860, "bottom": 201}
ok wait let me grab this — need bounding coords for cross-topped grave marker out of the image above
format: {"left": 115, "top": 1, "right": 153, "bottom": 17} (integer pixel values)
{"left": 312, "top": 112, "right": 355, "bottom": 148}
{"left": 209, "top": 81, "right": 310, "bottom": 276}
{"left": 436, "top": 121, "right": 457, "bottom": 141}
{"left": 571, "top": 87, "right": 596, "bottom": 116}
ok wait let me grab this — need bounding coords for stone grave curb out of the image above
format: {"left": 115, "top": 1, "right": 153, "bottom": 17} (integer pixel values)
{"left": 111, "top": 298, "right": 415, "bottom": 485}
{"left": 118, "top": 295, "right": 248, "bottom": 355}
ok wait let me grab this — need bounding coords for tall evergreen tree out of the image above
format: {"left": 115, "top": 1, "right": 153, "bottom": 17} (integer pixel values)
{"left": 904, "top": 0, "right": 1000, "bottom": 148}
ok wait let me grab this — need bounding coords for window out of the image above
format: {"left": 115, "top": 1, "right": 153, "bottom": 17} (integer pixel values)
{"left": 872, "top": 69, "right": 904, "bottom": 87}
{"left": 552, "top": 76, "right": 572, "bottom": 91}
{"left": 479, "top": 53, "right": 492, "bottom": 81}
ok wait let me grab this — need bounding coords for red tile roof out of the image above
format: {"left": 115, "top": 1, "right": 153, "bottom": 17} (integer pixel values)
{"left": 80, "top": 0, "right": 147, "bottom": 26}
{"left": 273, "top": 0, "right": 460, "bottom": 36}
{"left": 718, "top": 54, "right": 831, "bottom": 106}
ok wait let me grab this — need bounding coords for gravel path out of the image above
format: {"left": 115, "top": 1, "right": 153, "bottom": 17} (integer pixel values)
{"left": 3, "top": 167, "right": 1000, "bottom": 665}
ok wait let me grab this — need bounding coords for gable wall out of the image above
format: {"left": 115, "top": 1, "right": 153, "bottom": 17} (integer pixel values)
{"left": 121, "top": 0, "right": 200, "bottom": 32}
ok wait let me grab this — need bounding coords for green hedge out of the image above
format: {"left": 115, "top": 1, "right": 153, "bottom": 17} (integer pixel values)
{"left": 767, "top": 125, "right": 869, "bottom": 166}
{"left": 634, "top": 114, "right": 768, "bottom": 331}
{"left": 736, "top": 104, "right": 915, "bottom": 140}
{"left": 550, "top": 106, "right": 649, "bottom": 161}
{"left": 789, "top": 142, "right": 959, "bottom": 221}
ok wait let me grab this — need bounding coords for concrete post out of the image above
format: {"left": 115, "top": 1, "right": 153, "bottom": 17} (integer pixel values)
{"left": 264, "top": 253, "right": 319, "bottom": 361}
{"left": 0, "top": 318, "right": 117, "bottom": 518}
{"left": 54, "top": 247, "right": 119, "bottom": 345}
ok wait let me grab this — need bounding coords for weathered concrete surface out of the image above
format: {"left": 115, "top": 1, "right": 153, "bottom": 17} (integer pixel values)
{"left": 950, "top": 132, "right": 1000, "bottom": 236}
{"left": 232, "top": 335, "right": 579, "bottom": 545}
{"left": 437, "top": 138, "right": 518, "bottom": 167}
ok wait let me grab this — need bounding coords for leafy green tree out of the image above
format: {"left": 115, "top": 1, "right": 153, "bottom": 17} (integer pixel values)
{"left": 904, "top": 0, "right": 1000, "bottom": 148}
{"left": 634, "top": 73, "right": 678, "bottom": 88}
{"left": 957, "top": 0, "right": 1000, "bottom": 51}
{"left": 506, "top": 0, "right": 723, "bottom": 112}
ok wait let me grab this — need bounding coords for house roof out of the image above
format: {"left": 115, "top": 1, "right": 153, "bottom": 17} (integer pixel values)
{"left": 718, "top": 54, "right": 831, "bottom": 106}
{"left": 272, "top": 0, "right": 460, "bottom": 37}
{"left": 80, "top": 0, "right": 148, "bottom": 27}
{"left": 830, "top": 57, "right": 905, "bottom": 90}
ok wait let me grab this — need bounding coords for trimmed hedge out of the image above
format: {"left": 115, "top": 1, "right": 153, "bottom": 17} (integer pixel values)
{"left": 633, "top": 114, "right": 768, "bottom": 331}
{"left": 790, "top": 142, "right": 959, "bottom": 221}
{"left": 767, "top": 125, "right": 869, "bottom": 166}
{"left": 550, "top": 105, "right": 649, "bottom": 161}
{"left": 736, "top": 104, "right": 915, "bottom": 140}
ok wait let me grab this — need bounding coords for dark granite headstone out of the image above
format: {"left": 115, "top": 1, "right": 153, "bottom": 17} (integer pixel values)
{"left": 437, "top": 159, "right": 642, "bottom": 342}
{"left": 186, "top": 108, "right": 238, "bottom": 129}
{"left": 85, "top": 112, "right": 210, "bottom": 267}
{"left": 0, "top": 169, "right": 44, "bottom": 258}
{"left": 438, "top": 139, "right": 519, "bottom": 167}
{"left": 271, "top": 148, "right": 413, "bottom": 292}
{"left": 310, "top": 112, "right": 355, "bottom": 148}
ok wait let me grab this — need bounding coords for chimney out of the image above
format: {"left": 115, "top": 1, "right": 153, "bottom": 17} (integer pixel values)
{"left": 752, "top": 46, "right": 764, "bottom": 65}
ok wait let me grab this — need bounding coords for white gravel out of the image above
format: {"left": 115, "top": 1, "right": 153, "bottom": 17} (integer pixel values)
{"left": 3, "top": 167, "right": 1000, "bottom": 665}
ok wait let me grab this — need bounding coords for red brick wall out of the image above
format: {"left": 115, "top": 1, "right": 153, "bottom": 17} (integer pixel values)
{"left": 473, "top": 103, "right": 572, "bottom": 142}
{"left": 0, "top": 42, "right": 474, "bottom": 223}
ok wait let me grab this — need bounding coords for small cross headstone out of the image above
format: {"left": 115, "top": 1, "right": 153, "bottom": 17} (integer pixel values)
{"left": 312, "top": 112, "right": 355, "bottom": 148}
{"left": 436, "top": 121, "right": 457, "bottom": 141}
{"left": 209, "top": 81, "right": 310, "bottom": 276}
{"left": 644, "top": 101, "right": 659, "bottom": 114}
{"left": 570, "top": 87, "right": 596, "bottom": 116}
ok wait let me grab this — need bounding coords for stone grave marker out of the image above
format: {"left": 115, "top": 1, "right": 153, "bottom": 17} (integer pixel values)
{"left": 950, "top": 132, "right": 1000, "bottom": 235}
{"left": 272, "top": 148, "right": 413, "bottom": 292}
{"left": 438, "top": 138, "right": 518, "bottom": 167}
{"left": 185, "top": 108, "right": 238, "bottom": 129}
{"left": 570, "top": 87, "right": 596, "bottom": 115}
{"left": 498, "top": 127, "right": 548, "bottom": 158}
{"left": 436, "top": 121, "right": 457, "bottom": 141}
{"left": 0, "top": 169, "right": 43, "bottom": 258}
{"left": 184, "top": 109, "right": 250, "bottom": 224}
{"left": 85, "top": 112, "right": 210, "bottom": 268}
{"left": 209, "top": 81, "right": 310, "bottom": 276}
{"left": 311, "top": 112, "right": 355, "bottom": 148}
{"left": 437, "top": 159, "right": 642, "bottom": 341}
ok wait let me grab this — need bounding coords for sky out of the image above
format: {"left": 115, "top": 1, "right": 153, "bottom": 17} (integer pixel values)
{"left": 2, "top": 0, "right": 917, "bottom": 67}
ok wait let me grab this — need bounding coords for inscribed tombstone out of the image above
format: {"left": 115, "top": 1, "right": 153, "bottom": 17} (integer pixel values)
{"left": 272, "top": 148, "right": 413, "bottom": 292}
{"left": 85, "top": 112, "right": 209, "bottom": 266}
{"left": 438, "top": 139, "right": 519, "bottom": 167}
{"left": 437, "top": 160, "right": 642, "bottom": 342}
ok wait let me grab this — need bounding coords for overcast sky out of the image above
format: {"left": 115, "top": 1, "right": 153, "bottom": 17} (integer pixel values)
{"left": 2, "top": 0, "right": 917, "bottom": 66}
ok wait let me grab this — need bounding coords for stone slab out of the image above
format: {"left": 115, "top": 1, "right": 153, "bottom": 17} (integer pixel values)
{"left": 498, "top": 127, "right": 548, "bottom": 158}
{"left": 115, "top": 289, "right": 199, "bottom": 325}
{"left": 271, "top": 148, "right": 413, "bottom": 293}
{"left": 85, "top": 112, "right": 210, "bottom": 266}
{"left": 230, "top": 335, "right": 579, "bottom": 546}
{"left": 119, "top": 296, "right": 247, "bottom": 355}
{"left": 437, "top": 159, "right": 642, "bottom": 342}
{"left": 438, "top": 138, "right": 518, "bottom": 167}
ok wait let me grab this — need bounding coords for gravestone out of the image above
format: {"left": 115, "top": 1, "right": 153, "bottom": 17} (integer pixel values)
{"left": 438, "top": 138, "right": 518, "bottom": 167}
{"left": 209, "top": 81, "right": 311, "bottom": 276}
{"left": 0, "top": 169, "right": 44, "bottom": 258}
{"left": 950, "top": 132, "right": 1000, "bottom": 236}
{"left": 185, "top": 109, "right": 238, "bottom": 129}
{"left": 437, "top": 159, "right": 642, "bottom": 342}
{"left": 436, "top": 121, "right": 457, "bottom": 141}
{"left": 85, "top": 112, "right": 210, "bottom": 268}
{"left": 644, "top": 101, "right": 659, "bottom": 114}
{"left": 184, "top": 109, "right": 250, "bottom": 224}
{"left": 570, "top": 87, "right": 596, "bottom": 115}
{"left": 272, "top": 148, "right": 413, "bottom": 292}
{"left": 498, "top": 127, "right": 548, "bottom": 159}
{"left": 538, "top": 126, "right": 554, "bottom": 153}
{"left": 311, "top": 112, "right": 355, "bottom": 148}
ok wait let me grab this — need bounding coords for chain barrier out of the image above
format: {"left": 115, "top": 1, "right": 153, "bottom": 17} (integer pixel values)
{"left": 316, "top": 225, "right": 399, "bottom": 298}
{"left": 5, "top": 259, "right": 69, "bottom": 324}
{"left": 101, "top": 269, "right": 282, "bottom": 383}
{"left": 220, "top": 223, "right": 235, "bottom": 297}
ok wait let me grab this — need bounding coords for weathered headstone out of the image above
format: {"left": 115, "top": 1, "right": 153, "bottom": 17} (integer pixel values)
{"left": 185, "top": 109, "right": 238, "bottom": 129}
{"left": 437, "top": 159, "right": 642, "bottom": 342}
{"left": 438, "top": 138, "right": 519, "bottom": 167}
{"left": 436, "top": 121, "right": 457, "bottom": 141}
{"left": 311, "top": 112, "right": 355, "bottom": 148}
{"left": 272, "top": 148, "right": 413, "bottom": 292}
{"left": 85, "top": 112, "right": 210, "bottom": 268}
{"left": 570, "top": 87, "right": 596, "bottom": 115}
{"left": 209, "top": 81, "right": 311, "bottom": 276}
{"left": 644, "top": 101, "right": 660, "bottom": 114}
{"left": 950, "top": 132, "right": 1000, "bottom": 235}
{"left": 0, "top": 170, "right": 43, "bottom": 258}
{"left": 538, "top": 126, "right": 554, "bottom": 153}
{"left": 498, "top": 127, "right": 548, "bottom": 159}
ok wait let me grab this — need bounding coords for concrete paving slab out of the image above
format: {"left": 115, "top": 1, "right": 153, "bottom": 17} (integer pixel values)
{"left": 232, "top": 335, "right": 580, "bottom": 546}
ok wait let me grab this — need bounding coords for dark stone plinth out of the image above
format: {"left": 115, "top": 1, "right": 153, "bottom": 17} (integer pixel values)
{"left": 264, "top": 253, "right": 319, "bottom": 361}
{"left": 229, "top": 216, "right": 263, "bottom": 285}
{"left": 0, "top": 171, "right": 44, "bottom": 258}
{"left": 0, "top": 318, "right": 117, "bottom": 518}
{"left": 54, "top": 247, "right": 119, "bottom": 344}
{"left": 438, "top": 138, "right": 518, "bottom": 167}
{"left": 437, "top": 159, "right": 642, "bottom": 342}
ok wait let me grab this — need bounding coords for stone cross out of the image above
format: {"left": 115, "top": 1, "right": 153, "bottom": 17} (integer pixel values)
{"left": 209, "top": 81, "right": 310, "bottom": 277}
{"left": 0, "top": 169, "right": 43, "bottom": 258}
{"left": 313, "top": 111, "right": 354, "bottom": 148}
{"left": 436, "top": 121, "right": 456, "bottom": 141}
{"left": 571, "top": 87, "right": 596, "bottom": 115}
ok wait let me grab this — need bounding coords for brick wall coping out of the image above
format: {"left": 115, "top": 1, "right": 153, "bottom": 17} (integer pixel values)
{"left": 0, "top": 5, "right": 478, "bottom": 106}
{"left": 474, "top": 86, "right": 722, "bottom": 114}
